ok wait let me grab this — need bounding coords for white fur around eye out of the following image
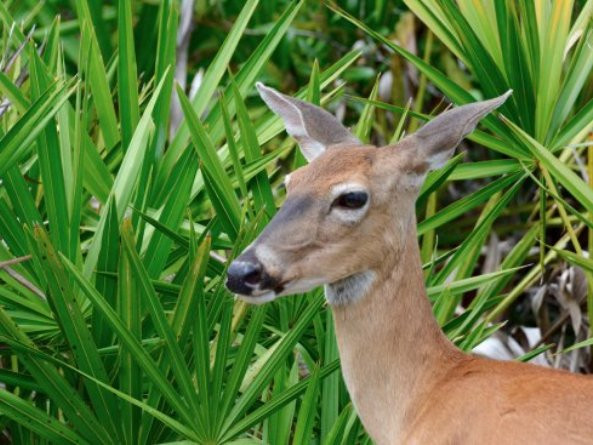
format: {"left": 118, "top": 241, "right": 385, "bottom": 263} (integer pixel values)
{"left": 329, "top": 182, "right": 370, "bottom": 225}
{"left": 283, "top": 173, "right": 292, "bottom": 187}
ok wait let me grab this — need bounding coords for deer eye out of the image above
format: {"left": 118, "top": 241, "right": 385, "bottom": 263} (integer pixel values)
{"left": 333, "top": 191, "right": 368, "bottom": 209}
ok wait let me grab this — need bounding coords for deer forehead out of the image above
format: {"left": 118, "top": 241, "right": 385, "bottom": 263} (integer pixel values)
{"left": 287, "top": 145, "right": 379, "bottom": 192}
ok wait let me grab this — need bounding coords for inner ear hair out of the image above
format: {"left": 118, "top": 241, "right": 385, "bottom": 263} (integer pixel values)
{"left": 256, "top": 82, "right": 361, "bottom": 162}
{"left": 398, "top": 90, "right": 512, "bottom": 173}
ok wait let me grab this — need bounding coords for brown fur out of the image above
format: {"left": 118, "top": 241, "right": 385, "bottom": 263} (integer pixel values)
{"left": 333, "top": 219, "right": 593, "bottom": 444}
{"left": 238, "top": 88, "right": 593, "bottom": 444}
{"left": 255, "top": 146, "right": 593, "bottom": 444}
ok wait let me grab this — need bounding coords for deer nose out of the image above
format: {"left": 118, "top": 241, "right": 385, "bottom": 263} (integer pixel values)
{"left": 226, "top": 259, "right": 264, "bottom": 295}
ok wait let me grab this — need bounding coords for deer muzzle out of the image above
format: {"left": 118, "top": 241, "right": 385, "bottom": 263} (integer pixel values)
{"left": 226, "top": 249, "right": 283, "bottom": 299}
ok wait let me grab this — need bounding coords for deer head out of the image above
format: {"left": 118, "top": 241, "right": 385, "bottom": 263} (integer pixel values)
{"left": 226, "top": 83, "right": 511, "bottom": 305}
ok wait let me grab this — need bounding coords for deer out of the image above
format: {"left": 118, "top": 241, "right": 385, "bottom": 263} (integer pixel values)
{"left": 225, "top": 83, "right": 593, "bottom": 444}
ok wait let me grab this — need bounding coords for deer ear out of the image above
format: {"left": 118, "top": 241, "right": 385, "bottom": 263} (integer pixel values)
{"left": 256, "top": 82, "right": 360, "bottom": 162}
{"left": 398, "top": 91, "right": 512, "bottom": 174}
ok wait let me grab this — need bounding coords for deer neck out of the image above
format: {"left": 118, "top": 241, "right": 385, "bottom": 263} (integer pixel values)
{"left": 329, "top": 220, "right": 463, "bottom": 443}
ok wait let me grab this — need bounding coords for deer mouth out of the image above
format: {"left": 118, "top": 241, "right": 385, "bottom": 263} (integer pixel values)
{"left": 237, "top": 290, "right": 278, "bottom": 304}
{"left": 232, "top": 276, "right": 328, "bottom": 304}
{"left": 234, "top": 280, "right": 286, "bottom": 304}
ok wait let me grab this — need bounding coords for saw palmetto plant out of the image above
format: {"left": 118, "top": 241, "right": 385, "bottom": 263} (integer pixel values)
{"left": 0, "top": 1, "right": 592, "bottom": 443}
